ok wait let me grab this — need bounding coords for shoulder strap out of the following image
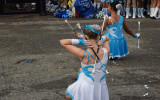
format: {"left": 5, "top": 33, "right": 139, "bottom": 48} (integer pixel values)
{"left": 86, "top": 51, "right": 96, "bottom": 60}
{"left": 86, "top": 51, "right": 96, "bottom": 64}
{"left": 81, "top": 50, "right": 92, "bottom": 65}
{"left": 108, "top": 17, "right": 111, "bottom": 24}
{"left": 81, "top": 50, "right": 100, "bottom": 64}
{"left": 109, "top": 17, "right": 117, "bottom": 23}
{"left": 81, "top": 50, "right": 87, "bottom": 62}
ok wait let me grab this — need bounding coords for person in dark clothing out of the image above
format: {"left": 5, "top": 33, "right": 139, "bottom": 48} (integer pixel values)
{"left": 0, "top": 0, "right": 5, "bottom": 14}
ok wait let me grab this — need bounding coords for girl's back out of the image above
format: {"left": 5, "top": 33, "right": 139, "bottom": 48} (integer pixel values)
{"left": 81, "top": 47, "right": 108, "bottom": 84}
{"left": 61, "top": 24, "right": 110, "bottom": 100}
{"left": 107, "top": 15, "right": 124, "bottom": 39}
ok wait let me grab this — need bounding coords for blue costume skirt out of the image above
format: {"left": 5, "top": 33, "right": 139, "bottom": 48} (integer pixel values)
{"left": 105, "top": 34, "right": 129, "bottom": 59}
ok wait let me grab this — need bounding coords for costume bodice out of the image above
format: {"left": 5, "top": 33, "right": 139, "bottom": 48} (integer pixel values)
{"left": 107, "top": 15, "right": 125, "bottom": 39}
{"left": 81, "top": 48, "right": 108, "bottom": 84}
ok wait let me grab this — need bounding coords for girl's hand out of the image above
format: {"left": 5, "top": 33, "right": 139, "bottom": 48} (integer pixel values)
{"left": 97, "top": 40, "right": 103, "bottom": 48}
{"left": 76, "top": 33, "right": 83, "bottom": 38}
{"left": 134, "top": 33, "right": 141, "bottom": 38}
{"left": 84, "top": 40, "right": 94, "bottom": 48}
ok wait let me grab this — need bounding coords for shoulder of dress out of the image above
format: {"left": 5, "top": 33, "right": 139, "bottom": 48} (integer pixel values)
{"left": 102, "top": 48, "right": 108, "bottom": 54}
{"left": 120, "top": 15, "right": 124, "bottom": 20}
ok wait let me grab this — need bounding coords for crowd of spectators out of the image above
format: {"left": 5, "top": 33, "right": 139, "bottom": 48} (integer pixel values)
{"left": 51, "top": 0, "right": 160, "bottom": 19}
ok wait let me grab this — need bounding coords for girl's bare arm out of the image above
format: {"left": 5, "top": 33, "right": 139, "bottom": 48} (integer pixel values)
{"left": 123, "top": 19, "right": 135, "bottom": 37}
{"left": 60, "top": 39, "right": 85, "bottom": 59}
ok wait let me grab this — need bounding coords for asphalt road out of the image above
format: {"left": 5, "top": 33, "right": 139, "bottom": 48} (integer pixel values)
{"left": 0, "top": 14, "right": 160, "bottom": 100}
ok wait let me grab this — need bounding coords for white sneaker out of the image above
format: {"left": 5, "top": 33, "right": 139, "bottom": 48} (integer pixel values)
{"left": 150, "top": 8, "right": 155, "bottom": 17}
{"left": 153, "top": 7, "right": 159, "bottom": 18}
{"left": 132, "top": 8, "right": 136, "bottom": 19}
{"left": 138, "top": 8, "right": 141, "bottom": 18}
{"left": 132, "top": 16, "right": 136, "bottom": 19}
{"left": 147, "top": 4, "right": 150, "bottom": 15}
{"left": 137, "top": 15, "right": 141, "bottom": 18}
{"left": 129, "top": 12, "right": 131, "bottom": 17}
{"left": 147, "top": 10, "right": 150, "bottom": 15}
{"left": 126, "top": 8, "right": 129, "bottom": 18}
{"left": 109, "top": 55, "right": 112, "bottom": 60}
{"left": 158, "top": 9, "right": 160, "bottom": 18}
{"left": 141, "top": 15, "right": 145, "bottom": 18}
{"left": 126, "top": 15, "right": 129, "bottom": 19}
{"left": 141, "top": 8, "right": 145, "bottom": 18}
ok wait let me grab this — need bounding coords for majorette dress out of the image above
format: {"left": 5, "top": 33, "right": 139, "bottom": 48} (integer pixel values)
{"left": 66, "top": 48, "right": 109, "bottom": 100}
{"left": 104, "top": 15, "right": 129, "bottom": 59}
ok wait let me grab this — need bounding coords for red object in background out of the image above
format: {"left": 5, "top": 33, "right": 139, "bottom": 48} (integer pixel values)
{"left": 75, "top": 9, "right": 79, "bottom": 18}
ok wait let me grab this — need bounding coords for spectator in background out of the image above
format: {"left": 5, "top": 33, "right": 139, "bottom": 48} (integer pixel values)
{"left": 126, "top": 0, "right": 137, "bottom": 18}
{"left": 152, "top": 0, "right": 160, "bottom": 19}
{"left": 150, "top": 0, "right": 157, "bottom": 18}
{"left": 147, "top": 0, "right": 151, "bottom": 16}
{"left": 93, "top": 0, "right": 101, "bottom": 11}
{"left": 137, "top": 0, "right": 145, "bottom": 18}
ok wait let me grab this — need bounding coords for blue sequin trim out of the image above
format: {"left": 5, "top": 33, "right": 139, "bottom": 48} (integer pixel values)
{"left": 82, "top": 66, "right": 95, "bottom": 82}
{"left": 100, "top": 64, "right": 106, "bottom": 70}
{"left": 100, "top": 70, "right": 106, "bottom": 82}
{"left": 66, "top": 88, "right": 74, "bottom": 99}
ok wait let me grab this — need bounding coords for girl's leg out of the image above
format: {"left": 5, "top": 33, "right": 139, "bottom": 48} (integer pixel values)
{"left": 137, "top": 0, "right": 142, "bottom": 18}
{"left": 137, "top": 0, "right": 145, "bottom": 18}
{"left": 126, "top": 0, "right": 131, "bottom": 18}
{"left": 132, "top": 0, "right": 137, "bottom": 18}
{"left": 96, "top": 0, "right": 101, "bottom": 11}
{"left": 153, "top": 0, "right": 160, "bottom": 18}
{"left": 94, "top": 0, "right": 100, "bottom": 10}
{"left": 94, "top": 0, "right": 97, "bottom": 9}
{"left": 158, "top": 0, "right": 160, "bottom": 18}
{"left": 65, "top": 92, "right": 72, "bottom": 100}
{"left": 147, "top": 0, "right": 151, "bottom": 15}
{"left": 141, "top": 0, "right": 145, "bottom": 18}
{"left": 150, "top": 0, "right": 157, "bottom": 17}
{"left": 121, "top": 0, "right": 126, "bottom": 16}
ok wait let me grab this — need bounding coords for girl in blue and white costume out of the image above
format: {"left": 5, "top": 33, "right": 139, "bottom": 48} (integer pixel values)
{"left": 60, "top": 24, "right": 110, "bottom": 100}
{"left": 101, "top": 0, "right": 140, "bottom": 59}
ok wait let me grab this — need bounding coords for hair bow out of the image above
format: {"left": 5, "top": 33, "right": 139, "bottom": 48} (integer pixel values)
{"left": 85, "top": 24, "right": 100, "bottom": 34}
{"left": 85, "top": 25, "right": 90, "bottom": 30}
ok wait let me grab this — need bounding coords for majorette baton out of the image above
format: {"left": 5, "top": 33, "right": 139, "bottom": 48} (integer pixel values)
{"left": 138, "top": 21, "right": 140, "bottom": 48}
{"left": 65, "top": 19, "right": 77, "bottom": 34}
